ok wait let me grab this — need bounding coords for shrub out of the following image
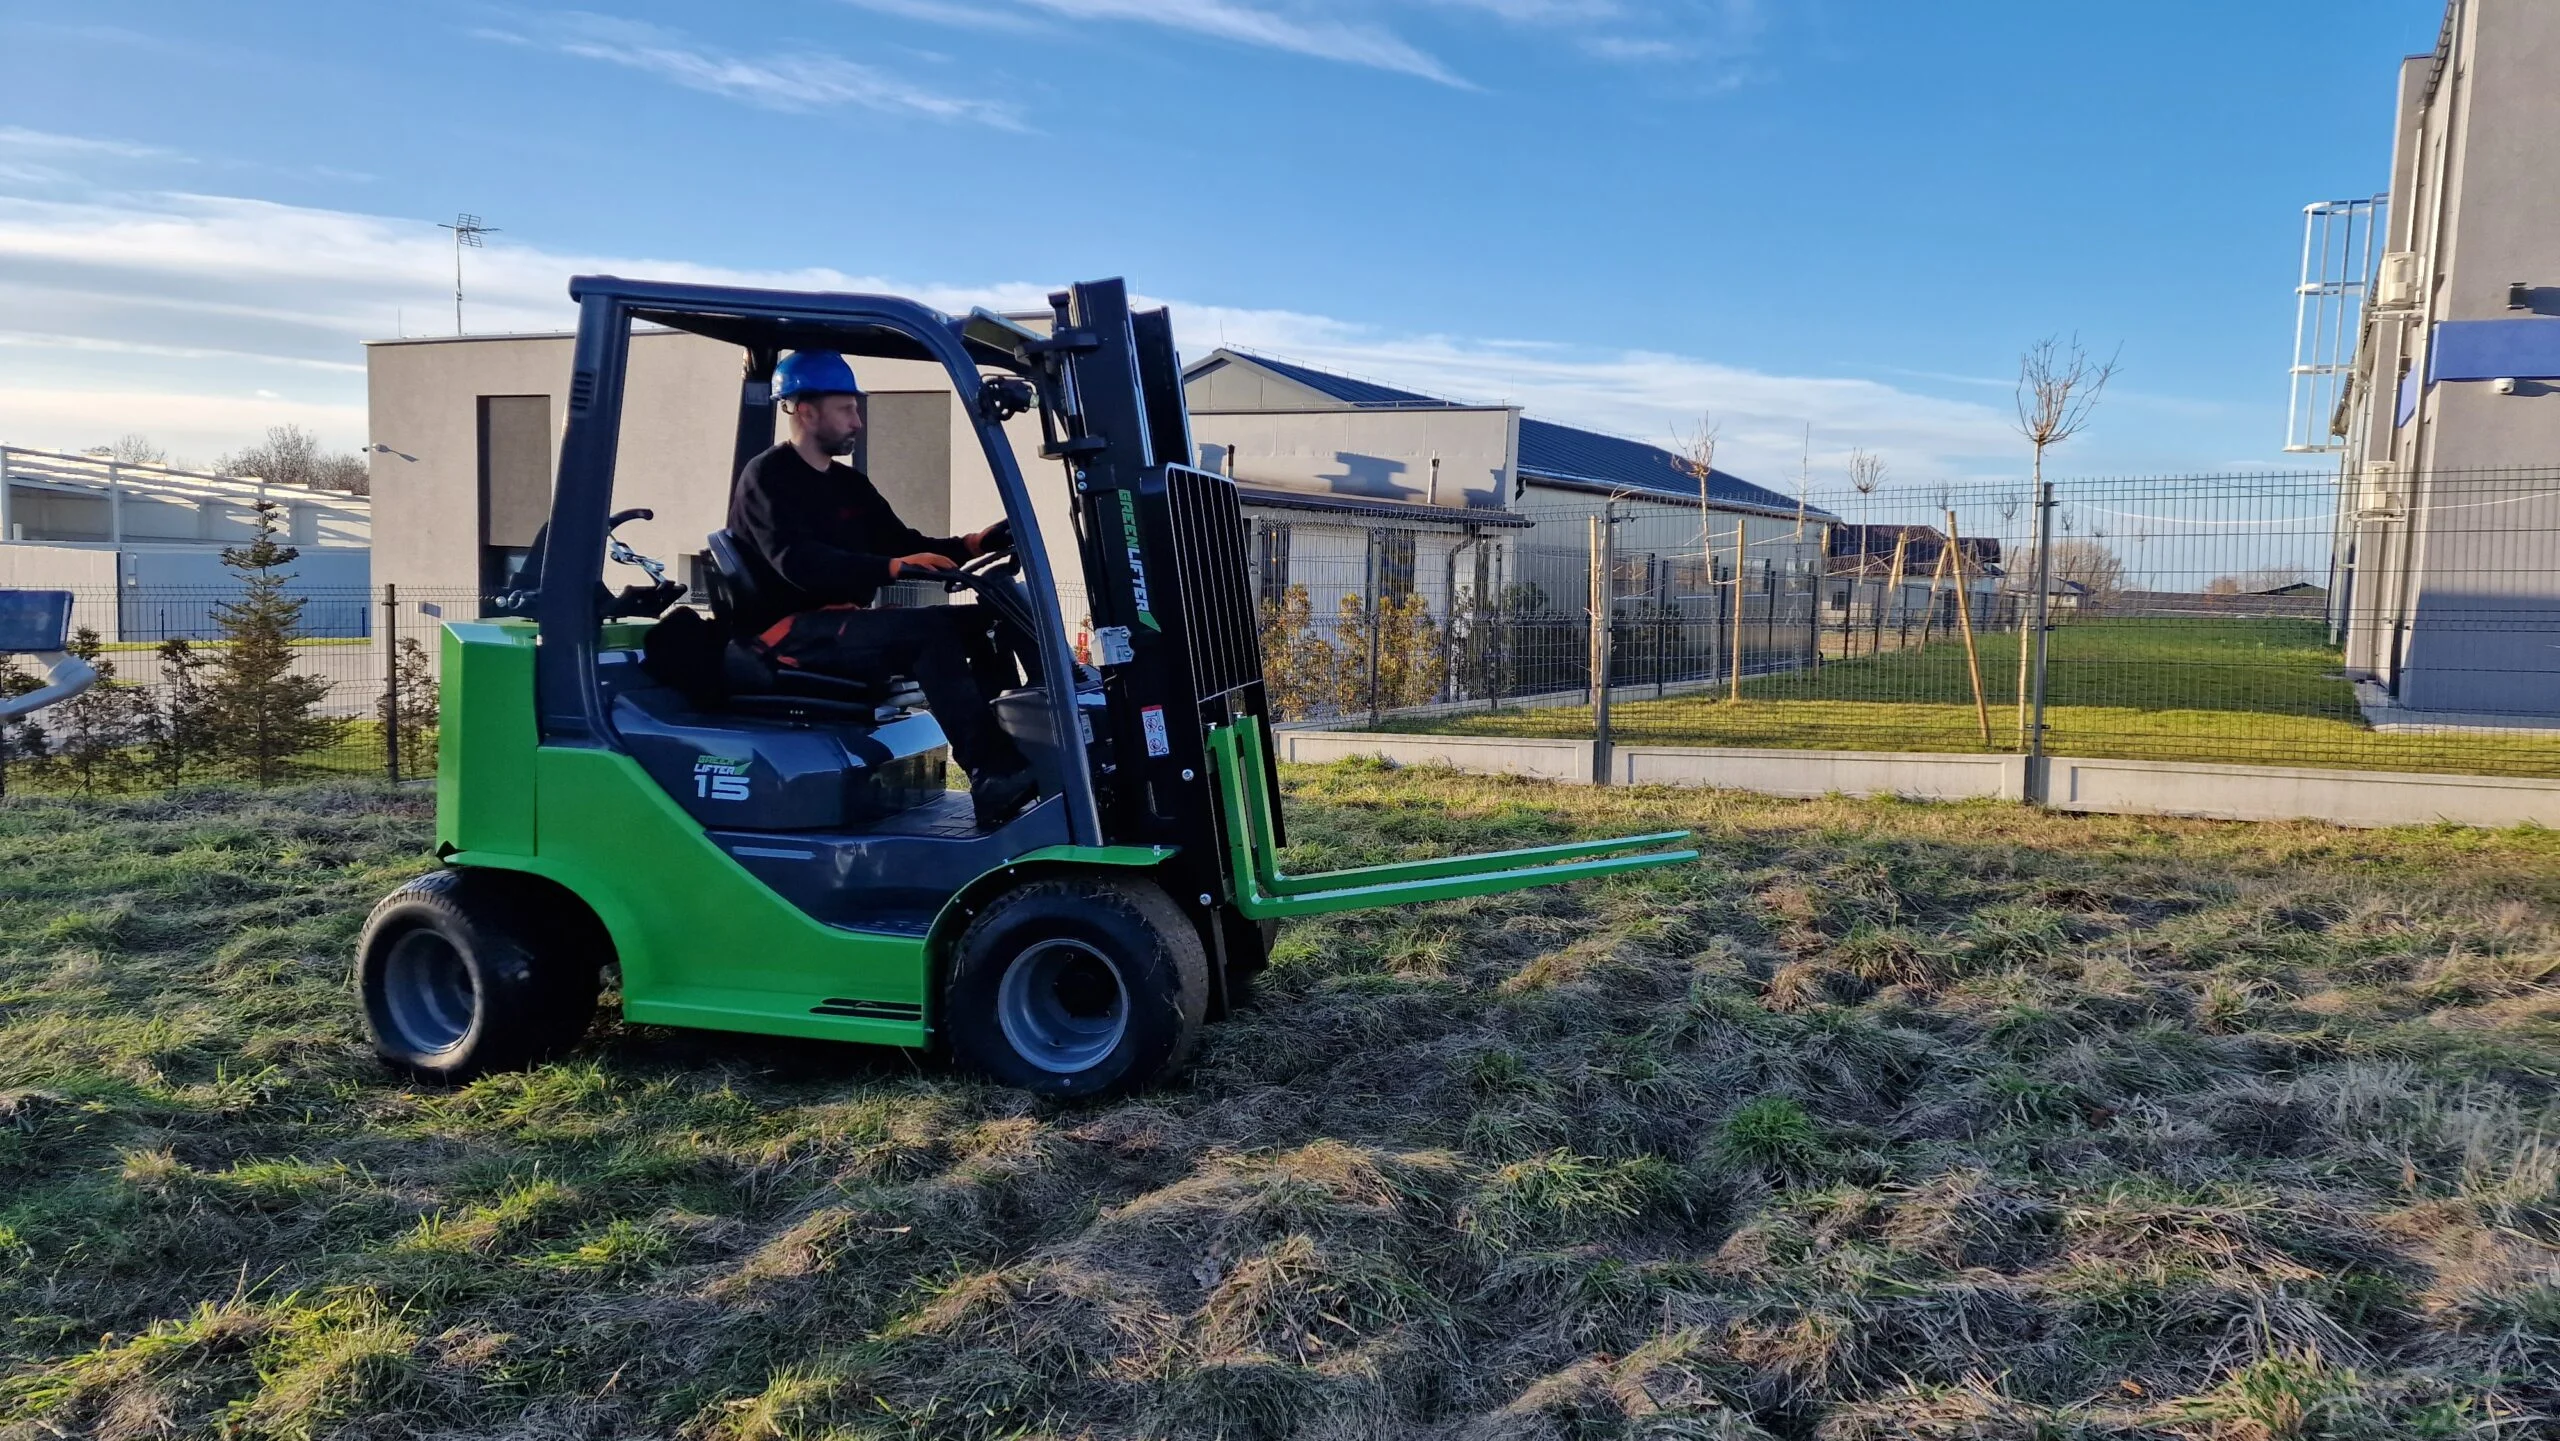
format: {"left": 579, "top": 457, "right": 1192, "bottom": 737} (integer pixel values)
{"left": 204, "top": 502, "right": 342, "bottom": 783}
{"left": 377, "top": 636, "right": 438, "bottom": 771}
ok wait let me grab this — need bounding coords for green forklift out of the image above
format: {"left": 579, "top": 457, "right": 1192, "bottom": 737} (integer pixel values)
{"left": 356, "top": 275, "right": 1697, "bottom": 1097}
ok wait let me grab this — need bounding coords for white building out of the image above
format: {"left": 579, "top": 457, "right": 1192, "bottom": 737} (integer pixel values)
{"left": 0, "top": 445, "right": 371, "bottom": 640}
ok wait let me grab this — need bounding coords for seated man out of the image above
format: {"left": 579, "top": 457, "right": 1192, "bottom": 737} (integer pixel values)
{"left": 730, "top": 349, "right": 1039, "bottom": 828}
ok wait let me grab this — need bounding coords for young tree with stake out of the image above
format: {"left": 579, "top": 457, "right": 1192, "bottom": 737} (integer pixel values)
{"left": 1845, "top": 449, "right": 1885, "bottom": 657}
{"left": 2010, "top": 336, "right": 2116, "bottom": 749}
{"left": 1673, "top": 416, "right": 1743, "bottom": 698}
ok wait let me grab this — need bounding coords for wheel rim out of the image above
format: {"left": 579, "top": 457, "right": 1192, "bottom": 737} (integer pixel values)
{"left": 381, "top": 928, "right": 476, "bottom": 1054}
{"left": 995, "top": 938, "right": 1129, "bottom": 1075}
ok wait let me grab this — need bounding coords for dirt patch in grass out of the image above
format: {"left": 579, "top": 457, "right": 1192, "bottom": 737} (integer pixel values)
{"left": 4, "top": 772, "right": 2559, "bottom": 1437}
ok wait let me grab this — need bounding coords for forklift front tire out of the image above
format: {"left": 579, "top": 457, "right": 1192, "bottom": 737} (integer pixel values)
{"left": 357, "top": 869, "right": 600, "bottom": 1083}
{"left": 945, "top": 878, "right": 1208, "bottom": 1099}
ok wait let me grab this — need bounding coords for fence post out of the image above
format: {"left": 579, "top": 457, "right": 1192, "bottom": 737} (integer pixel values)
{"left": 1805, "top": 562, "right": 1822, "bottom": 673}
{"left": 1590, "top": 504, "right": 1616, "bottom": 784}
{"left": 2025, "top": 479, "right": 2056, "bottom": 803}
{"left": 382, "top": 584, "right": 400, "bottom": 783}
{"left": 1364, "top": 530, "right": 1383, "bottom": 729}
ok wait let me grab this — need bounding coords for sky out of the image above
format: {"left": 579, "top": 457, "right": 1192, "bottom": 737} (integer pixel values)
{"left": 0, "top": 0, "right": 2436, "bottom": 491}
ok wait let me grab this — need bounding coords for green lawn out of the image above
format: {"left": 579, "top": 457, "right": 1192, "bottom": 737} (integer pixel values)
{"left": 0, "top": 720, "right": 426, "bottom": 796}
{"left": 1405, "top": 619, "right": 2560, "bottom": 778}
{"left": 5, "top": 773, "right": 2560, "bottom": 1437}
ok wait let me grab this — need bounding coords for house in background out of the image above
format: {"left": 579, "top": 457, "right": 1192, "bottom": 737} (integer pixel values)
{"left": 0, "top": 444, "right": 371, "bottom": 640}
{"left": 1824, "top": 524, "right": 2004, "bottom": 650}
{"left": 1182, "top": 349, "right": 1836, "bottom": 680}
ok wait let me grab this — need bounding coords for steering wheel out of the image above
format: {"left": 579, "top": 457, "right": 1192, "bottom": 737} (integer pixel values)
{"left": 942, "top": 520, "right": 1020, "bottom": 595}
{"left": 603, "top": 507, "right": 687, "bottom": 619}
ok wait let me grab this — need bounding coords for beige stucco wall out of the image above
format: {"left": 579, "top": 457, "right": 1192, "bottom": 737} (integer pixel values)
{"left": 1190, "top": 407, "right": 1518, "bottom": 512}
{"left": 366, "top": 329, "right": 994, "bottom": 610}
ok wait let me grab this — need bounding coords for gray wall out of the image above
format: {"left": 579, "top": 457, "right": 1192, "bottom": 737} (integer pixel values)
{"left": 0, "top": 542, "right": 368, "bottom": 642}
{"left": 2339, "top": 0, "right": 2560, "bottom": 716}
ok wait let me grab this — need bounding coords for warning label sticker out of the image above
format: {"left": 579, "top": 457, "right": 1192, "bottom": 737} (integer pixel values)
{"left": 1140, "top": 705, "right": 1171, "bottom": 757}
{"left": 1094, "top": 625, "right": 1135, "bottom": 666}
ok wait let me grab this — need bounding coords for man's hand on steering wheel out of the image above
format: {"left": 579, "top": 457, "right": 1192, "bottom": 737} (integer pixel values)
{"left": 890, "top": 552, "right": 958, "bottom": 580}
{"left": 964, "top": 518, "right": 1014, "bottom": 558}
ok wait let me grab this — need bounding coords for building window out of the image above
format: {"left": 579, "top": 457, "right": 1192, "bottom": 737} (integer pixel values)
{"left": 1255, "top": 522, "right": 1292, "bottom": 610}
{"left": 478, "top": 394, "right": 552, "bottom": 600}
{"left": 1377, "top": 529, "right": 1417, "bottom": 603}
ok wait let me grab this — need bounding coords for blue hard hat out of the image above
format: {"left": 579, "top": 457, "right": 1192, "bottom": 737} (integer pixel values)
{"left": 775, "top": 350, "right": 861, "bottom": 400}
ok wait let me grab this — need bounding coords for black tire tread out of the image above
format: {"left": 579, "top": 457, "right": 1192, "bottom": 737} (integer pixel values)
{"left": 355, "top": 867, "right": 605, "bottom": 1082}
{"left": 946, "top": 875, "right": 1209, "bottom": 1098}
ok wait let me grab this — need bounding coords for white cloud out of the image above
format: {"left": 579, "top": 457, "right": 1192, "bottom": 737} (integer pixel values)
{"left": 829, "top": 0, "right": 1772, "bottom": 86}
{"left": 838, "top": 0, "right": 1049, "bottom": 32}
{"left": 0, "top": 188, "right": 2018, "bottom": 482}
{"left": 479, "top": 12, "right": 1025, "bottom": 128}
{"left": 1180, "top": 303, "right": 2018, "bottom": 486}
{"left": 0, "top": 127, "right": 186, "bottom": 162}
{"left": 1013, "top": 0, "right": 1466, "bottom": 85}
{"left": 0, "top": 384, "right": 366, "bottom": 470}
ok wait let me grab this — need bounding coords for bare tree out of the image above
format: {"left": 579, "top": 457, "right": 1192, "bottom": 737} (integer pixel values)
{"left": 2011, "top": 335, "right": 2118, "bottom": 743}
{"left": 2015, "top": 336, "right": 2118, "bottom": 462}
{"left": 1671, "top": 414, "right": 1721, "bottom": 588}
{"left": 93, "top": 434, "right": 168, "bottom": 466}
{"left": 219, "top": 424, "right": 370, "bottom": 496}
{"left": 1843, "top": 449, "right": 1885, "bottom": 658}
{"left": 1671, "top": 415, "right": 1747, "bottom": 699}
{"left": 2014, "top": 538, "right": 2127, "bottom": 609}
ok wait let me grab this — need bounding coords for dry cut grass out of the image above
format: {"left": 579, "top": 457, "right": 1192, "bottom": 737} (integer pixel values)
{"left": 3, "top": 769, "right": 2560, "bottom": 1439}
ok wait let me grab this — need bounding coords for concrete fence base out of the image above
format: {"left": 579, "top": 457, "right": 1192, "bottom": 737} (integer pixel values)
{"left": 1267, "top": 730, "right": 2560, "bottom": 830}
{"left": 1611, "top": 745, "right": 2029, "bottom": 801}
{"left": 2043, "top": 755, "right": 2560, "bottom": 828}
{"left": 1268, "top": 730, "right": 1596, "bottom": 784}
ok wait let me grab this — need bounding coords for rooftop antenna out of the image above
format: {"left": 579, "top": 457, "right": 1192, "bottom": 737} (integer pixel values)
{"left": 437, "top": 213, "right": 499, "bottom": 334}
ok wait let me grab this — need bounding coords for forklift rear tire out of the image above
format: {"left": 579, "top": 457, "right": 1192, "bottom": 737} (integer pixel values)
{"left": 356, "top": 869, "right": 601, "bottom": 1084}
{"left": 945, "top": 878, "right": 1208, "bottom": 1099}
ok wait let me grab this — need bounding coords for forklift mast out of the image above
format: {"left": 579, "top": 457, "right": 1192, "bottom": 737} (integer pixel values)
{"left": 1029, "top": 280, "right": 1284, "bottom": 902}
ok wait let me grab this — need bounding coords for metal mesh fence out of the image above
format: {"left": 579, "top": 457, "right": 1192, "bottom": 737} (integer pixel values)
{"left": 1234, "top": 504, "right": 1828, "bottom": 728}
{"left": 7, "top": 465, "right": 2554, "bottom": 796}
{"left": 0, "top": 587, "right": 482, "bottom": 794}
{"left": 1375, "top": 468, "right": 2560, "bottom": 779}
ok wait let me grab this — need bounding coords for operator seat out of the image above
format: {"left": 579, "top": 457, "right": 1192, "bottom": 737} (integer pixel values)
{"left": 700, "top": 530, "right": 923, "bottom": 714}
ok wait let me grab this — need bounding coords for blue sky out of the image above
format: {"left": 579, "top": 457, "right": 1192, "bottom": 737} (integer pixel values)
{"left": 0, "top": 0, "right": 2432, "bottom": 486}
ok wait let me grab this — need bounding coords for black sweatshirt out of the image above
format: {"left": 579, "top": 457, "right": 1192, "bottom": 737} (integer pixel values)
{"left": 725, "top": 442, "right": 970, "bottom": 635}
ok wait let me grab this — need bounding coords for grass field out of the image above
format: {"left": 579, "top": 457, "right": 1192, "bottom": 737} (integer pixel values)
{"left": 0, "top": 720, "right": 420, "bottom": 797}
{"left": 1401, "top": 619, "right": 2560, "bottom": 778}
{"left": 5, "top": 772, "right": 2560, "bottom": 1438}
